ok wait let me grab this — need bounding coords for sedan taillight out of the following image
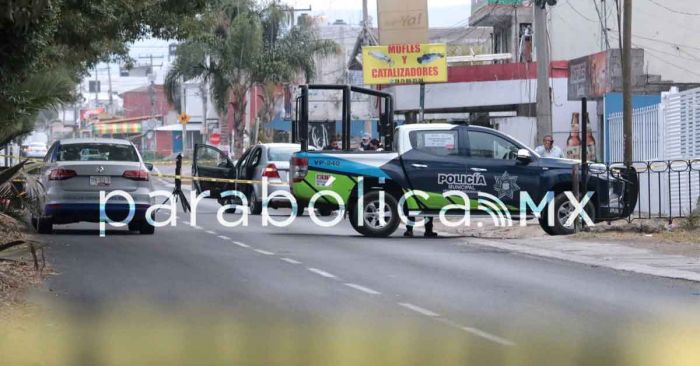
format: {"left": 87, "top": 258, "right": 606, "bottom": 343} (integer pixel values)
{"left": 49, "top": 168, "right": 77, "bottom": 180}
{"left": 262, "top": 163, "right": 280, "bottom": 179}
{"left": 122, "top": 170, "right": 149, "bottom": 181}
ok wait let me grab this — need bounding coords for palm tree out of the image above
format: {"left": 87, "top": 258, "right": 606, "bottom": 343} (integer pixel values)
{"left": 0, "top": 69, "right": 76, "bottom": 147}
{"left": 253, "top": 6, "right": 339, "bottom": 141}
{"left": 165, "top": 0, "right": 262, "bottom": 157}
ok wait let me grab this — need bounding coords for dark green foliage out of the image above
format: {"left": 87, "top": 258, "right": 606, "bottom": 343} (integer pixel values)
{"left": 0, "top": 0, "right": 207, "bottom": 145}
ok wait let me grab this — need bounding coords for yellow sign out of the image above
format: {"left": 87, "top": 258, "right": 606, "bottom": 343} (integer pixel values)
{"left": 178, "top": 112, "right": 190, "bottom": 125}
{"left": 362, "top": 43, "right": 447, "bottom": 85}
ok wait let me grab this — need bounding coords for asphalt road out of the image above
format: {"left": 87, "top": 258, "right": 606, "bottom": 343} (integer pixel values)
{"left": 33, "top": 180, "right": 700, "bottom": 362}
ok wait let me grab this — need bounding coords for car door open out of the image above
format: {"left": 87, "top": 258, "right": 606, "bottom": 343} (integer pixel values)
{"left": 192, "top": 144, "right": 235, "bottom": 197}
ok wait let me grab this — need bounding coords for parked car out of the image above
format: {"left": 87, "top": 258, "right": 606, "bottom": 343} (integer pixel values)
{"left": 34, "top": 138, "right": 155, "bottom": 234}
{"left": 193, "top": 143, "right": 310, "bottom": 215}
{"left": 20, "top": 142, "right": 48, "bottom": 159}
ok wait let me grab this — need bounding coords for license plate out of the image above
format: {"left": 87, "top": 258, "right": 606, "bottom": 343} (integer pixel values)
{"left": 90, "top": 176, "right": 111, "bottom": 186}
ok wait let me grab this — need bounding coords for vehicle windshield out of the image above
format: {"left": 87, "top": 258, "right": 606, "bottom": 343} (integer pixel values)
{"left": 56, "top": 143, "right": 139, "bottom": 162}
{"left": 268, "top": 146, "right": 300, "bottom": 161}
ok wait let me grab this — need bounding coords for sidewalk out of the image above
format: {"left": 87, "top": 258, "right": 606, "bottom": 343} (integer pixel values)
{"left": 434, "top": 219, "right": 700, "bottom": 283}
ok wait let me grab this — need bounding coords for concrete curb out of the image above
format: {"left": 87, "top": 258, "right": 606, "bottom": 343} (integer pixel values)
{"left": 464, "top": 238, "right": 700, "bottom": 283}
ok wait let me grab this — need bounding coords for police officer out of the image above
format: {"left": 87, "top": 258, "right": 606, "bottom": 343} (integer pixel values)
{"left": 404, "top": 217, "right": 437, "bottom": 237}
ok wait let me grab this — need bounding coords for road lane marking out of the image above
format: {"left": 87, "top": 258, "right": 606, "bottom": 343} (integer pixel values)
{"left": 254, "top": 249, "right": 275, "bottom": 256}
{"left": 307, "top": 268, "right": 337, "bottom": 279}
{"left": 398, "top": 303, "right": 440, "bottom": 317}
{"left": 344, "top": 283, "right": 381, "bottom": 295}
{"left": 459, "top": 326, "right": 516, "bottom": 346}
{"left": 434, "top": 318, "right": 516, "bottom": 347}
{"left": 233, "top": 241, "right": 250, "bottom": 248}
{"left": 205, "top": 230, "right": 216, "bottom": 235}
{"left": 217, "top": 235, "right": 230, "bottom": 240}
{"left": 193, "top": 226, "right": 203, "bottom": 230}
{"left": 281, "top": 258, "right": 301, "bottom": 264}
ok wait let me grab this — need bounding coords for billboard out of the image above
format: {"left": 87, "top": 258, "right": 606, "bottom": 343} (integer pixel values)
{"left": 377, "top": 0, "right": 428, "bottom": 45}
{"left": 362, "top": 44, "right": 448, "bottom": 85}
{"left": 568, "top": 49, "right": 645, "bottom": 100}
{"left": 80, "top": 107, "right": 105, "bottom": 121}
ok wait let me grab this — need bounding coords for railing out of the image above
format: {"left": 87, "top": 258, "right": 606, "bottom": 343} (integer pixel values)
{"left": 588, "top": 160, "right": 700, "bottom": 223}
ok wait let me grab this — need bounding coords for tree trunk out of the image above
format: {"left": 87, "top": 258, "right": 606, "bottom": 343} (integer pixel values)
{"left": 231, "top": 86, "right": 248, "bottom": 158}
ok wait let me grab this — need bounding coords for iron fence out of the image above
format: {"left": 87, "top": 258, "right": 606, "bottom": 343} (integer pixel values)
{"left": 588, "top": 159, "right": 700, "bottom": 223}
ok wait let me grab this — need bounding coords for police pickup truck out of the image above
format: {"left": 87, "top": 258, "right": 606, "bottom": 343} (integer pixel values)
{"left": 289, "top": 85, "right": 638, "bottom": 237}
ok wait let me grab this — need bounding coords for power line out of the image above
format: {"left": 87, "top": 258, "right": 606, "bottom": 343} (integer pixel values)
{"left": 645, "top": 0, "right": 700, "bottom": 16}
{"left": 593, "top": 0, "right": 611, "bottom": 49}
{"left": 607, "top": 29, "right": 700, "bottom": 53}
{"left": 564, "top": 0, "right": 597, "bottom": 23}
{"left": 610, "top": 33, "right": 700, "bottom": 64}
{"left": 642, "top": 48, "right": 700, "bottom": 79}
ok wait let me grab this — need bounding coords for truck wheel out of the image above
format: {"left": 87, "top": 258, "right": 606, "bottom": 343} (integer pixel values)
{"left": 538, "top": 216, "right": 557, "bottom": 236}
{"left": 36, "top": 217, "right": 53, "bottom": 234}
{"left": 351, "top": 191, "right": 400, "bottom": 237}
{"left": 128, "top": 221, "right": 140, "bottom": 231}
{"left": 542, "top": 192, "right": 594, "bottom": 236}
{"left": 139, "top": 221, "right": 155, "bottom": 235}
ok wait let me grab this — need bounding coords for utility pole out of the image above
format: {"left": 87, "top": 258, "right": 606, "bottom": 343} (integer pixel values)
{"left": 107, "top": 63, "right": 113, "bottom": 114}
{"left": 284, "top": 5, "right": 311, "bottom": 26}
{"left": 93, "top": 67, "right": 99, "bottom": 106}
{"left": 200, "top": 55, "right": 210, "bottom": 144}
{"left": 534, "top": 3, "right": 552, "bottom": 144}
{"left": 362, "top": 0, "right": 368, "bottom": 27}
{"left": 622, "top": 0, "right": 633, "bottom": 166}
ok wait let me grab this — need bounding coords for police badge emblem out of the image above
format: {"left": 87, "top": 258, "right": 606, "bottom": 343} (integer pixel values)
{"left": 494, "top": 171, "right": 520, "bottom": 200}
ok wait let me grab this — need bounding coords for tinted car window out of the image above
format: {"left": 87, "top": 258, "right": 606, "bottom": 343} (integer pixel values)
{"left": 268, "top": 147, "right": 299, "bottom": 161}
{"left": 409, "top": 130, "right": 459, "bottom": 156}
{"left": 247, "top": 149, "right": 261, "bottom": 167}
{"left": 45, "top": 142, "right": 58, "bottom": 162}
{"left": 236, "top": 148, "right": 253, "bottom": 169}
{"left": 196, "top": 146, "right": 227, "bottom": 168}
{"left": 56, "top": 143, "right": 139, "bottom": 162}
{"left": 468, "top": 131, "right": 519, "bottom": 160}
{"left": 248, "top": 149, "right": 262, "bottom": 167}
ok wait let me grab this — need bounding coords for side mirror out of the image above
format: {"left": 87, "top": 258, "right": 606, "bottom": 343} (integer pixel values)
{"left": 144, "top": 163, "right": 154, "bottom": 171}
{"left": 516, "top": 149, "right": 532, "bottom": 162}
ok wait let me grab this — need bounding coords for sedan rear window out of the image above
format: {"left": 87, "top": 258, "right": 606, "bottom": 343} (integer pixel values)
{"left": 56, "top": 143, "right": 139, "bottom": 162}
{"left": 268, "top": 147, "right": 300, "bottom": 161}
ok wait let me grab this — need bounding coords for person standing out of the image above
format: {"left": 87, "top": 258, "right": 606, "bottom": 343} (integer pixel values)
{"left": 359, "top": 133, "right": 372, "bottom": 151}
{"left": 534, "top": 135, "right": 564, "bottom": 158}
{"left": 404, "top": 217, "right": 437, "bottom": 237}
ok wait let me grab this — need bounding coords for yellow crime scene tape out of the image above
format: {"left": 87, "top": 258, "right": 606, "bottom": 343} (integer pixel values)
{"left": 0, "top": 154, "right": 44, "bottom": 163}
{"left": 145, "top": 159, "right": 194, "bottom": 166}
{"left": 1, "top": 154, "right": 190, "bottom": 166}
{"left": 150, "top": 172, "right": 288, "bottom": 187}
{"left": 1, "top": 154, "right": 285, "bottom": 187}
